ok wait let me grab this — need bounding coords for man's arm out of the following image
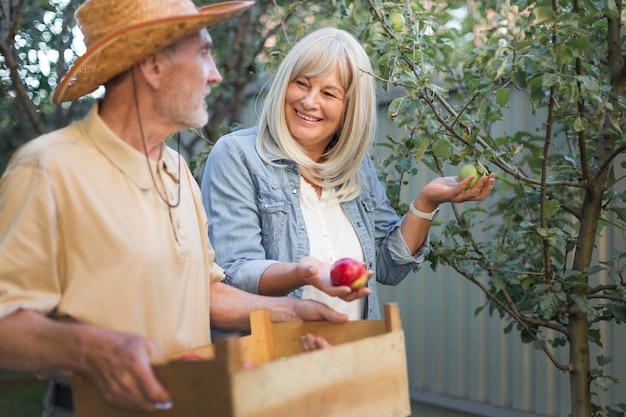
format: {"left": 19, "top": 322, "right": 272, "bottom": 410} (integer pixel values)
{"left": 209, "top": 281, "right": 349, "bottom": 332}
{"left": 0, "top": 309, "right": 171, "bottom": 411}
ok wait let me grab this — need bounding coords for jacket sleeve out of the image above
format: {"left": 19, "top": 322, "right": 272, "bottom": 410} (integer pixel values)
{"left": 200, "top": 131, "right": 279, "bottom": 294}
{"left": 364, "top": 157, "right": 431, "bottom": 285}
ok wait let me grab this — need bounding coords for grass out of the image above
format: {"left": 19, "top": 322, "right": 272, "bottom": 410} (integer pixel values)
{"left": 0, "top": 369, "right": 47, "bottom": 417}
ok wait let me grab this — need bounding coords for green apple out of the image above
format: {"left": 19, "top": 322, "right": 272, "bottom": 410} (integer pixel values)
{"left": 389, "top": 13, "right": 405, "bottom": 32}
{"left": 459, "top": 163, "right": 484, "bottom": 189}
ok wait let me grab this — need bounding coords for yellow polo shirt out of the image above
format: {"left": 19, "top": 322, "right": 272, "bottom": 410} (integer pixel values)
{"left": 0, "top": 103, "right": 223, "bottom": 354}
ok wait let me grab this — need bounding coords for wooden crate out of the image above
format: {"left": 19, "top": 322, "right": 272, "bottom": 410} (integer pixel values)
{"left": 72, "top": 303, "right": 410, "bottom": 417}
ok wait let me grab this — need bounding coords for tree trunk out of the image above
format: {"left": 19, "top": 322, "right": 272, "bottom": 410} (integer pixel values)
{"left": 568, "top": 304, "right": 591, "bottom": 417}
{"left": 569, "top": 179, "right": 606, "bottom": 416}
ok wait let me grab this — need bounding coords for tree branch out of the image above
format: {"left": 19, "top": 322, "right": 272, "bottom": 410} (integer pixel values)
{"left": 0, "top": 37, "right": 45, "bottom": 135}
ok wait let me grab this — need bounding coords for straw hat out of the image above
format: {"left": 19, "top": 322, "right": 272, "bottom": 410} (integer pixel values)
{"left": 52, "top": 0, "right": 255, "bottom": 103}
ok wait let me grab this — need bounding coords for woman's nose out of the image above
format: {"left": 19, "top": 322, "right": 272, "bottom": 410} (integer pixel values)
{"left": 301, "top": 91, "right": 319, "bottom": 108}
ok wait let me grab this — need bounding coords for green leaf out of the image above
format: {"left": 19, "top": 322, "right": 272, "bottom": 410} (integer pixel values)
{"left": 542, "top": 73, "right": 560, "bottom": 88}
{"left": 571, "top": 294, "right": 593, "bottom": 315}
{"left": 412, "top": 137, "right": 430, "bottom": 165}
{"left": 520, "top": 327, "right": 536, "bottom": 343}
{"left": 607, "top": 303, "right": 626, "bottom": 324}
{"left": 388, "top": 96, "right": 410, "bottom": 119}
{"left": 594, "top": 375, "right": 619, "bottom": 391}
{"left": 605, "top": 0, "right": 620, "bottom": 19}
{"left": 566, "top": 38, "right": 593, "bottom": 50}
{"left": 431, "top": 138, "right": 453, "bottom": 159}
{"left": 539, "top": 293, "right": 562, "bottom": 318}
{"left": 607, "top": 406, "right": 626, "bottom": 417}
{"left": 521, "top": 278, "right": 533, "bottom": 290}
{"left": 491, "top": 274, "right": 506, "bottom": 290}
{"left": 496, "top": 88, "right": 510, "bottom": 108}
{"left": 549, "top": 337, "right": 567, "bottom": 348}
{"left": 544, "top": 199, "right": 561, "bottom": 218}
{"left": 476, "top": 160, "right": 490, "bottom": 175}
{"left": 511, "top": 70, "right": 528, "bottom": 89}
{"left": 533, "top": 7, "right": 558, "bottom": 25}
{"left": 597, "top": 355, "right": 612, "bottom": 366}
{"left": 609, "top": 207, "right": 626, "bottom": 223}
{"left": 533, "top": 283, "right": 550, "bottom": 294}
{"left": 588, "top": 328, "right": 602, "bottom": 346}
{"left": 573, "top": 116, "right": 588, "bottom": 132}
{"left": 537, "top": 227, "right": 550, "bottom": 237}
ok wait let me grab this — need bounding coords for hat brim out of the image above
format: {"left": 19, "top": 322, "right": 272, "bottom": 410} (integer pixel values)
{"left": 53, "top": 1, "right": 254, "bottom": 103}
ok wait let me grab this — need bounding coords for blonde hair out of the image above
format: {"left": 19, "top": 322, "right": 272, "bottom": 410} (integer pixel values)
{"left": 256, "top": 27, "right": 377, "bottom": 202}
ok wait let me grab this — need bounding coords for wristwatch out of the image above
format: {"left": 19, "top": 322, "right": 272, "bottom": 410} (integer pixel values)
{"left": 408, "top": 202, "right": 440, "bottom": 221}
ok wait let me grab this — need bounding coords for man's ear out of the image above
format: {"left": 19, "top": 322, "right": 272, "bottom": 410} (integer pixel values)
{"left": 136, "top": 53, "right": 168, "bottom": 89}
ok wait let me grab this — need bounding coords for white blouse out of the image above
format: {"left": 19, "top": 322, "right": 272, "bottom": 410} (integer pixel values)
{"left": 299, "top": 177, "right": 366, "bottom": 320}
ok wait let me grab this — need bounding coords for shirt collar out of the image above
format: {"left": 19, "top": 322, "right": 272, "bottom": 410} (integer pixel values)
{"left": 81, "top": 102, "right": 179, "bottom": 190}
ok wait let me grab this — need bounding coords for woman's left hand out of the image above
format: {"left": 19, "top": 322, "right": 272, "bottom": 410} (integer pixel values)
{"left": 300, "top": 333, "right": 331, "bottom": 351}
{"left": 421, "top": 173, "right": 496, "bottom": 206}
{"left": 297, "top": 257, "right": 372, "bottom": 301}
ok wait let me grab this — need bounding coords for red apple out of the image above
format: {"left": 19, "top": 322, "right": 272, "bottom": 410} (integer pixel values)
{"left": 330, "top": 258, "right": 368, "bottom": 290}
{"left": 179, "top": 353, "right": 203, "bottom": 361}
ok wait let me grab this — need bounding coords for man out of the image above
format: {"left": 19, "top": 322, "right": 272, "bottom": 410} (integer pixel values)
{"left": 0, "top": 0, "right": 347, "bottom": 415}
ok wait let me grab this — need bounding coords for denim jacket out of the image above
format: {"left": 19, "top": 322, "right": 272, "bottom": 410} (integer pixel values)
{"left": 201, "top": 127, "right": 430, "bottom": 319}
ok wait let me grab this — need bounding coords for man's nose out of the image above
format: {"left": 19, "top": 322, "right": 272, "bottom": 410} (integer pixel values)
{"left": 208, "top": 62, "right": 223, "bottom": 84}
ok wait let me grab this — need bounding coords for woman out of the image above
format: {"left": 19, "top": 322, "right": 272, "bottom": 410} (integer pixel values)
{"left": 201, "top": 27, "right": 495, "bottom": 320}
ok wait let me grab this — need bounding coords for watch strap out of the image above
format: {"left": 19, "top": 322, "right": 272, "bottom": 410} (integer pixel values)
{"left": 408, "top": 202, "right": 439, "bottom": 221}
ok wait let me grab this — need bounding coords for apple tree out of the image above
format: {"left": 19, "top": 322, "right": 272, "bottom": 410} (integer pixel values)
{"left": 327, "top": 0, "right": 626, "bottom": 416}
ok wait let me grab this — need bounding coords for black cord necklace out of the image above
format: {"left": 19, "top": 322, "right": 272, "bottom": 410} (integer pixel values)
{"left": 131, "top": 70, "right": 181, "bottom": 208}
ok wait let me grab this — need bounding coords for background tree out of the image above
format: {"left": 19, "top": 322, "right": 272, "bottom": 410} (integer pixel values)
{"left": 0, "top": 0, "right": 83, "bottom": 173}
{"left": 329, "top": 1, "right": 625, "bottom": 416}
{"left": 0, "top": 0, "right": 339, "bottom": 175}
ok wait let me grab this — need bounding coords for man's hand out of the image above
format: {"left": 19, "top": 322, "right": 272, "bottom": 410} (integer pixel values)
{"left": 211, "top": 281, "right": 350, "bottom": 331}
{"left": 82, "top": 328, "right": 172, "bottom": 411}
{"left": 0, "top": 309, "right": 171, "bottom": 412}
{"left": 288, "top": 298, "right": 349, "bottom": 324}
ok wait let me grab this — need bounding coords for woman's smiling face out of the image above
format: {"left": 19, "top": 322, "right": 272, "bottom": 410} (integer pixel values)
{"left": 284, "top": 66, "right": 347, "bottom": 161}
